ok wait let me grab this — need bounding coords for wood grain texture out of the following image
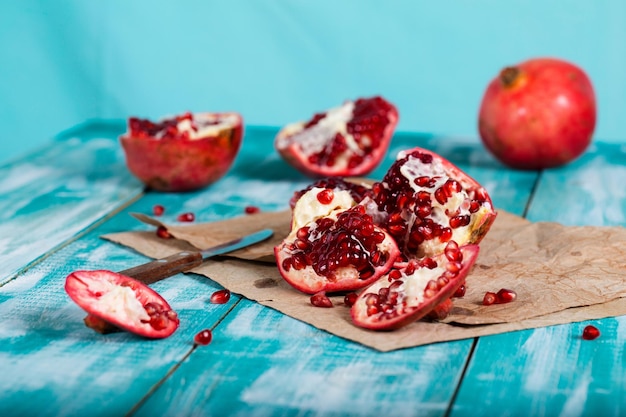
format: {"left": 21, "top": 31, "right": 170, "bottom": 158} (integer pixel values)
{"left": 0, "top": 122, "right": 142, "bottom": 286}
{"left": 452, "top": 142, "right": 626, "bottom": 417}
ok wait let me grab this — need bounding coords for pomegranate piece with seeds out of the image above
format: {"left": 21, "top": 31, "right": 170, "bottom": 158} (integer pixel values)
{"left": 275, "top": 188, "right": 400, "bottom": 294}
{"left": 351, "top": 241, "right": 480, "bottom": 330}
{"left": 275, "top": 96, "right": 399, "bottom": 178}
{"left": 371, "top": 147, "right": 497, "bottom": 259}
{"left": 120, "top": 111, "right": 243, "bottom": 192}
{"left": 65, "top": 270, "right": 179, "bottom": 339}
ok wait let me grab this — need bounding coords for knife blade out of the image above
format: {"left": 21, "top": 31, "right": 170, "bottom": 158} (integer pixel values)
{"left": 119, "top": 228, "right": 274, "bottom": 285}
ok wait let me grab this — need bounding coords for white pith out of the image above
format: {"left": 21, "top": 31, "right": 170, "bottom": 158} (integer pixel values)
{"left": 84, "top": 278, "right": 150, "bottom": 323}
{"left": 276, "top": 101, "right": 366, "bottom": 168}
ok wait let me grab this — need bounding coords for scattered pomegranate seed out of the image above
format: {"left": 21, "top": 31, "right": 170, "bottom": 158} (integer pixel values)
{"left": 194, "top": 329, "right": 213, "bottom": 346}
{"left": 210, "top": 289, "right": 231, "bottom": 304}
{"left": 482, "top": 292, "right": 497, "bottom": 306}
{"left": 496, "top": 288, "right": 517, "bottom": 303}
{"left": 177, "top": 212, "right": 195, "bottom": 222}
{"left": 582, "top": 325, "right": 600, "bottom": 340}
{"left": 244, "top": 205, "right": 260, "bottom": 214}
{"left": 153, "top": 204, "right": 165, "bottom": 216}
{"left": 453, "top": 284, "right": 466, "bottom": 298}
{"left": 483, "top": 288, "right": 517, "bottom": 305}
{"left": 156, "top": 226, "right": 172, "bottom": 239}
{"left": 310, "top": 291, "right": 333, "bottom": 308}
{"left": 344, "top": 292, "right": 358, "bottom": 307}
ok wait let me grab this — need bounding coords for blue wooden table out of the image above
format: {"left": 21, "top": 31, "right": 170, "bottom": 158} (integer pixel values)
{"left": 1, "top": 121, "right": 624, "bottom": 417}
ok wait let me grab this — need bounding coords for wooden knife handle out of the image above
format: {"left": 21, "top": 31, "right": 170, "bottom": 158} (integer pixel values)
{"left": 119, "top": 251, "right": 203, "bottom": 285}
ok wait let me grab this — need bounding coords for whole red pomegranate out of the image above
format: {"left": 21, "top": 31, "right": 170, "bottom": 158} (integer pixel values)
{"left": 275, "top": 96, "right": 399, "bottom": 178}
{"left": 478, "top": 58, "right": 596, "bottom": 170}
{"left": 120, "top": 111, "right": 243, "bottom": 192}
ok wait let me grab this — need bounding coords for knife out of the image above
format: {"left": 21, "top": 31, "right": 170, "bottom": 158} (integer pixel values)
{"left": 119, "top": 228, "right": 274, "bottom": 284}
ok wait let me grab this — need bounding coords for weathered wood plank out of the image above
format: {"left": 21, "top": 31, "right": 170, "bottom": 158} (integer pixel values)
{"left": 0, "top": 121, "right": 143, "bottom": 285}
{"left": 451, "top": 142, "right": 626, "bottom": 417}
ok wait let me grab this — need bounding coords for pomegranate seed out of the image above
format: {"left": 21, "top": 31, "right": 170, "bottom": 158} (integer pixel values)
{"left": 153, "top": 204, "right": 165, "bottom": 216}
{"left": 582, "top": 325, "right": 600, "bottom": 340}
{"left": 244, "top": 205, "right": 260, "bottom": 214}
{"left": 194, "top": 329, "right": 213, "bottom": 346}
{"left": 310, "top": 291, "right": 333, "bottom": 308}
{"left": 344, "top": 292, "right": 358, "bottom": 307}
{"left": 177, "top": 212, "right": 195, "bottom": 222}
{"left": 496, "top": 288, "right": 517, "bottom": 304}
{"left": 156, "top": 226, "right": 172, "bottom": 239}
{"left": 317, "top": 188, "right": 334, "bottom": 204}
{"left": 483, "top": 292, "right": 497, "bottom": 305}
{"left": 453, "top": 284, "right": 466, "bottom": 298}
{"left": 210, "top": 289, "right": 231, "bottom": 304}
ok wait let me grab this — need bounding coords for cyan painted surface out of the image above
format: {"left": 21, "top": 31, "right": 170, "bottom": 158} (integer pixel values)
{"left": 2, "top": 1, "right": 625, "bottom": 163}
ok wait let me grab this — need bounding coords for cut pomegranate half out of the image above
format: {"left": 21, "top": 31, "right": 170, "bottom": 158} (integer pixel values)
{"left": 120, "top": 111, "right": 243, "bottom": 192}
{"left": 372, "top": 147, "right": 497, "bottom": 259}
{"left": 65, "top": 270, "right": 179, "bottom": 339}
{"left": 275, "top": 96, "right": 399, "bottom": 178}
{"left": 351, "top": 242, "right": 479, "bottom": 330}
{"left": 275, "top": 198, "right": 400, "bottom": 294}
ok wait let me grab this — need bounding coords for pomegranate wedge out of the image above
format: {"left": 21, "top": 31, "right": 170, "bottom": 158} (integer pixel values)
{"left": 351, "top": 242, "right": 479, "bottom": 330}
{"left": 65, "top": 270, "right": 179, "bottom": 339}
{"left": 275, "top": 96, "right": 399, "bottom": 178}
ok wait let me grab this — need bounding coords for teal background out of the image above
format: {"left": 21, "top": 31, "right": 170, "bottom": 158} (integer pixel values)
{"left": 2, "top": 1, "right": 625, "bottom": 163}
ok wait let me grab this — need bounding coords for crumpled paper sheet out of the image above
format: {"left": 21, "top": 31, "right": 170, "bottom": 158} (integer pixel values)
{"left": 102, "top": 210, "right": 626, "bottom": 352}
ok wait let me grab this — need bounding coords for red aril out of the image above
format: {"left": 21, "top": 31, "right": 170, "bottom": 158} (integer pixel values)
{"left": 194, "top": 329, "right": 213, "bottom": 345}
{"left": 478, "top": 58, "right": 596, "bottom": 170}
{"left": 65, "top": 270, "right": 179, "bottom": 338}
{"left": 120, "top": 111, "right": 243, "bottom": 191}
{"left": 177, "top": 212, "right": 195, "bottom": 222}
{"left": 210, "top": 289, "right": 231, "bottom": 304}
{"left": 582, "top": 325, "right": 600, "bottom": 340}
{"left": 275, "top": 96, "right": 399, "bottom": 178}
{"left": 156, "top": 226, "right": 172, "bottom": 239}
{"left": 153, "top": 204, "right": 165, "bottom": 216}
{"left": 351, "top": 242, "right": 479, "bottom": 330}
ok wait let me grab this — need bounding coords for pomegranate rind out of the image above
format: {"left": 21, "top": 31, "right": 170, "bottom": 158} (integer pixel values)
{"left": 275, "top": 96, "right": 399, "bottom": 178}
{"left": 120, "top": 112, "right": 244, "bottom": 192}
{"left": 351, "top": 244, "right": 479, "bottom": 331}
{"left": 478, "top": 58, "right": 596, "bottom": 170}
{"left": 65, "top": 270, "right": 179, "bottom": 339}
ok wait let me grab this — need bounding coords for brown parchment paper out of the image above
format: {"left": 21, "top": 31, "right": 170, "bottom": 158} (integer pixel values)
{"left": 102, "top": 210, "right": 626, "bottom": 352}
